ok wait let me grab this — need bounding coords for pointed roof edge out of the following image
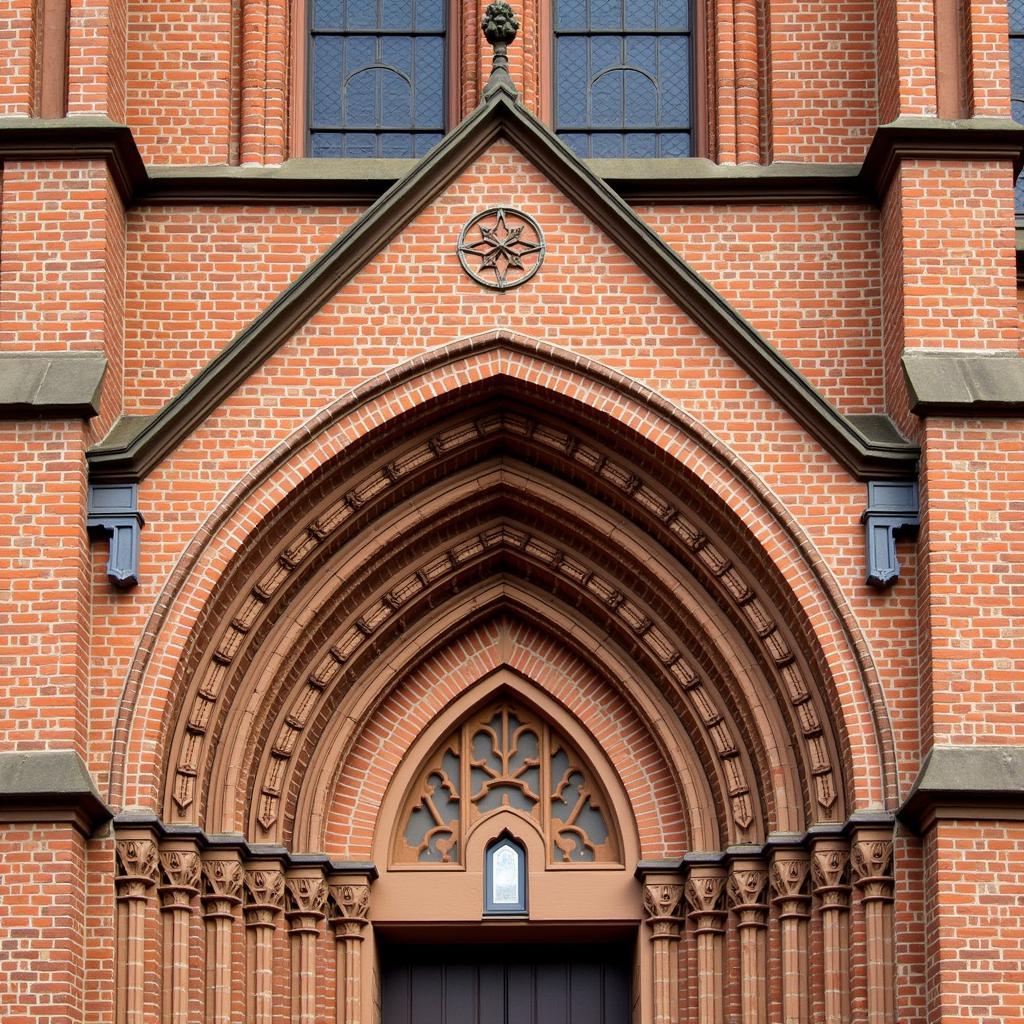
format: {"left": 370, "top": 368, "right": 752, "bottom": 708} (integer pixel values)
{"left": 87, "top": 92, "right": 918, "bottom": 483}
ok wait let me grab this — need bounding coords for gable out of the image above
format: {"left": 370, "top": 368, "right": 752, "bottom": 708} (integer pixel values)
{"left": 88, "top": 92, "right": 918, "bottom": 482}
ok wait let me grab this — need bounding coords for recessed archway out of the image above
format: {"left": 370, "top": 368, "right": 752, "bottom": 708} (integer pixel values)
{"left": 110, "top": 334, "right": 897, "bottom": 1024}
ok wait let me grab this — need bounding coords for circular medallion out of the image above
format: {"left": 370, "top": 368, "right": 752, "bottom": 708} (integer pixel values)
{"left": 456, "top": 207, "right": 545, "bottom": 290}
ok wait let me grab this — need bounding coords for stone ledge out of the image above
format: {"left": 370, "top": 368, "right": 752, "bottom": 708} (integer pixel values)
{"left": 0, "top": 750, "right": 112, "bottom": 835}
{"left": 899, "top": 746, "right": 1024, "bottom": 833}
{"left": 0, "top": 353, "right": 107, "bottom": 419}
{"left": 902, "top": 350, "right": 1024, "bottom": 416}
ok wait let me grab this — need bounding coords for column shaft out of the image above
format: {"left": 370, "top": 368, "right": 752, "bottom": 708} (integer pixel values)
{"left": 770, "top": 850, "right": 810, "bottom": 1024}
{"left": 287, "top": 874, "right": 327, "bottom": 1024}
{"left": 115, "top": 838, "right": 159, "bottom": 1024}
{"left": 245, "top": 867, "right": 285, "bottom": 1024}
{"left": 158, "top": 847, "right": 201, "bottom": 1024}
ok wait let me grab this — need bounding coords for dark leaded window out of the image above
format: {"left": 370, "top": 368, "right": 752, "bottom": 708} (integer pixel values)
{"left": 1012, "top": 0, "right": 1024, "bottom": 209}
{"left": 309, "top": 0, "right": 446, "bottom": 158}
{"left": 554, "top": 0, "right": 691, "bottom": 159}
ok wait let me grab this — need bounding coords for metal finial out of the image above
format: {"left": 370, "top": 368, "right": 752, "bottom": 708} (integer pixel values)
{"left": 482, "top": 2, "right": 519, "bottom": 98}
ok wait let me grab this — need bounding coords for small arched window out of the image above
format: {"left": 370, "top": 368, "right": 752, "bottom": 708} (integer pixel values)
{"left": 553, "top": 0, "right": 692, "bottom": 158}
{"left": 308, "top": 0, "right": 447, "bottom": 158}
{"left": 484, "top": 835, "right": 528, "bottom": 915}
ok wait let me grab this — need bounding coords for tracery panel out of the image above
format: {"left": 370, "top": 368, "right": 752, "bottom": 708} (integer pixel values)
{"left": 394, "top": 699, "right": 621, "bottom": 865}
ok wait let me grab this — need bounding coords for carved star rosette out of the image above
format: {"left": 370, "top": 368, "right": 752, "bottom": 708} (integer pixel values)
{"left": 457, "top": 207, "right": 545, "bottom": 289}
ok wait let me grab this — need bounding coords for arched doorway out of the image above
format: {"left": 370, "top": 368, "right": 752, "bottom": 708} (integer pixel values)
{"left": 111, "top": 338, "right": 896, "bottom": 1024}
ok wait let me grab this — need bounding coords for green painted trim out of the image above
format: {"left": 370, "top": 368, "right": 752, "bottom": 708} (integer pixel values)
{"left": 87, "top": 93, "right": 918, "bottom": 482}
{"left": 902, "top": 349, "right": 1024, "bottom": 416}
{"left": 0, "top": 352, "right": 107, "bottom": 418}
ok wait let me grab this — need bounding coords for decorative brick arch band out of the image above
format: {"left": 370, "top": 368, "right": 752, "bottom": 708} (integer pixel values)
{"left": 112, "top": 334, "right": 895, "bottom": 842}
{"left": 329, "top": 647, "right": 655, "bottom": 864}
{"left": 315, "top": 613, "right": 702, "bottom": 858}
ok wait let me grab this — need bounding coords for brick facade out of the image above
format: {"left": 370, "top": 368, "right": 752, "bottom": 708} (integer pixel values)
{"left": 1, "top": 1, "right": 1023, "bottom": 1022}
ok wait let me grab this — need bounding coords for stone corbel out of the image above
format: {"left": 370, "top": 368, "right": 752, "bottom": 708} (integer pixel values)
{"left": 861, "top": 481, "right": 919, "bottom": 588}
{"left": 87, "top": 483, "right": 144, "bottom": 588}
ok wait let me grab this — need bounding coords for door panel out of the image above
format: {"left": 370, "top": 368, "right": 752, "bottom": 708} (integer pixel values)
{"left": 380, "top": 944, "right": 631, "bottom": 1024}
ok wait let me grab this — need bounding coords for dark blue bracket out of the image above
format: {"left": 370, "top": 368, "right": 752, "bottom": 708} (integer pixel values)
{"left": 87, "top": 484, "right": 144, "bottom": 589}
{"left": 861, "top": 481, "right": 919, "bottom": 588}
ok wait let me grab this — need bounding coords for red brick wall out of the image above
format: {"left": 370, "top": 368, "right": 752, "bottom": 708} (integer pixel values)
{"left": 0, "top": 825, "right": 88, "bottom": 1023}
{"left": 124, "top": 204, "right": 360, "bottom": 412}
{"left": 0, "top": 0, "right": 35, "bottom": 116}
{"left": 125, "top": 0, "right": 236, "bottom": 164}
{"left": 925, "top": 821, "right": 1024, "bottom": 1022}
{"left": 766, "top": 0, "right": 877, "bottom": 161}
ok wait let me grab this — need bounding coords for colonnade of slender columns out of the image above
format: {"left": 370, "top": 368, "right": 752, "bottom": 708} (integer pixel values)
{"left": 114, "top": 831, "right": 375, "bottom": 1024}
{"left": 642, "top": 832, "right": 895, "bottom": 1024}
{"left": 116, "top": 829, "right": 894, "bottom": 1024}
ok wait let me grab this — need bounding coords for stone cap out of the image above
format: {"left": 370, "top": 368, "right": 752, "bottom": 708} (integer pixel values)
{"left": 0, "top": 353, "right": 106, "bottom": 418}
{"left": 0, "top": 750, "right": 112, "bottom": 835}
{"left": 903, "top": 350, "right": 1024, "bottom": 416}
{"left": 899, "top": 745, "right": 1024, "bottom": 833}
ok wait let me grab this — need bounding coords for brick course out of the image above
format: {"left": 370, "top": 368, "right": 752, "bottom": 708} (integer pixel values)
{"left": 2, "top": 1, "right": 1023, "bottom": 1021}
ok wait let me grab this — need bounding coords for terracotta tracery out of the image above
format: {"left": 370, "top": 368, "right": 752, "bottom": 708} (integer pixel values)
{"left": 394, "top": 697, "right": 620, "bottom": 865}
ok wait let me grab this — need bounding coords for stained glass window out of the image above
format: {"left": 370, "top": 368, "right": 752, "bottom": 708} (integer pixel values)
{"left": 308, "top": 0, "right": 446, "bottom": 158}
{"left": 1012, "top": 0, "right": 1024, "bottom": 209}
{"left": 554, "top": 0, "right": 691, "bottom": 159}
{"left": 485, "top": 836, "right": 527, "bottom": 914}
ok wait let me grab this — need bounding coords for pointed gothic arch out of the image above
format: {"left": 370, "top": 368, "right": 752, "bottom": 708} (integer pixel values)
{"left": 111, "top": 334, "right": 895, "bottom": 834}
{"left": 106, "top": 333, "right": 901, "bottom": 1024}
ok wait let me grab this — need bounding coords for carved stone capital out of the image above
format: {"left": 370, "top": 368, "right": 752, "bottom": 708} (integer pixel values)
{"left": 329, "top": 882, "right": 371, "bottom": 939}
{"left": 851, "top": 837, "right": 894, "bottom": 902}
{"left": 244, "top": 867, "right": 285, "bottom": 927}
{"left": 727, "top": 864, "right": 768, "bottom": 928}
{"left": 115, "top": 837, "right": 159, "bottom": 900}
{"left": 684, "top": 869, "right": 727, "bottom": 933}
{"left": 202, "top": 857, "right": 244, "bottom": 918}
{"left": 811, "top": 842, "right": 852, "bottom": 909}
{"left": 769, "top": 851, "right": 811, "bottom": 918}
{"left": 643, "top": 882, "right": 685, "bottom": 921}
{"left": 158, "top": 848, "right": 201, "bottom": 909}
{"left": 286, "top": 874, "right": 328, "bottom": 933}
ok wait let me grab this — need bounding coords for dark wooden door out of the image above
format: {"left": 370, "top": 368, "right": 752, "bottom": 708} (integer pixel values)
{"left": 381, "top": 943, "right": 631, "bottom": 1024}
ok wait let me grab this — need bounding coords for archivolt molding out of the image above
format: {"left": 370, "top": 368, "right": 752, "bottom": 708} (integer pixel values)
{"left": 164, "top": 413, "right": 842, "bottom": 846}
{"left": 237, "top": 519, "right": 766, "bottom": 847}
{"left": 305, "top": 589, "right": 715, "bottom": 856}
{"left": 114, "top": 335, "right": 894, "bottom": 828}
{"left": 173, "top": 498, "right": 836, "bottom": 855}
